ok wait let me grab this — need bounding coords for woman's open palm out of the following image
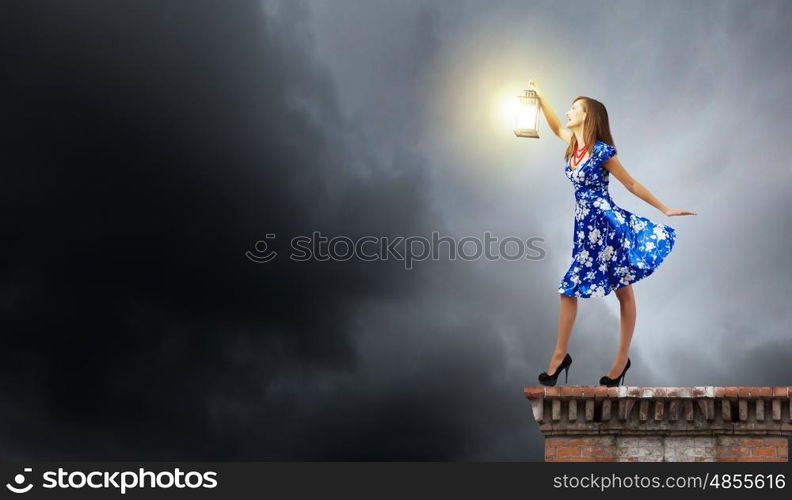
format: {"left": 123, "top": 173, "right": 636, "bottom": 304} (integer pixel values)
{"left": 664, "top": 208, "right": 697, "bottom": 216}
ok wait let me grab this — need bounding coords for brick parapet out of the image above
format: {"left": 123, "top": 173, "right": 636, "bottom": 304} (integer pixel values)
{"left": 524, "top": 386, "right": 791, "bottom": 462}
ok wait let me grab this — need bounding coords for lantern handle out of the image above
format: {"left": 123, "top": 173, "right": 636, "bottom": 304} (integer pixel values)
{"left": 527, "top": 80, "right": 541, "bottom": 101}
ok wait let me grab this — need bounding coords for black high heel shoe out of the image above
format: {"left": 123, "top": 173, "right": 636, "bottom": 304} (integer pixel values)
{"left": 599, "top": 357, "right": 631, "bottom": 387}
{"left": 538, "top": 353, "right": 572, "bottom": 386}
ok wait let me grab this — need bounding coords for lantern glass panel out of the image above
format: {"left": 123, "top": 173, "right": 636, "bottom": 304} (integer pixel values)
{"left": 513, "top": 89, "right": 540, "bottom": 138}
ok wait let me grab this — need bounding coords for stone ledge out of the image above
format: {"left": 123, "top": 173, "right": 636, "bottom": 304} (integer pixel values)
{"left": 524, "top": 386, "right": 792, "bottom": 435}
{"left": 527, "top": 386, "right": 792, "bottom": 462}
{"left": 524, "top": 386, "right": 791, "bottom": 399}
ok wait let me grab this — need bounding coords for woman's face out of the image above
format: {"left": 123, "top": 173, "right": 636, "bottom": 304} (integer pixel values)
{"left": 565, "top": 100, "right": 586, "bottom": 128}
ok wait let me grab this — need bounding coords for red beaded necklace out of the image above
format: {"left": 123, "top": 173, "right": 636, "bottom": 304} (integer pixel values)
{"left": 571, "top": 143, "right": 588, "bottom": 166}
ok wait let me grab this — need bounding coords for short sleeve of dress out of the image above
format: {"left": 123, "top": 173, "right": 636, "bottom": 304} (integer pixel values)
{"left": 597, "top": 142, "right": 617, "bottom": 163}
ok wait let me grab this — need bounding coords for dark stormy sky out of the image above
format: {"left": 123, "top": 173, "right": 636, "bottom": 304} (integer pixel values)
{"left": 1, "top": 0, "right": 790, "bottom": 461}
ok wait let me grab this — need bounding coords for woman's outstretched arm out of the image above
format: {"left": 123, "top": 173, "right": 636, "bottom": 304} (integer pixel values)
{"left": 530, "top": 80, "right": 571, "bottom": 143}
{"left": 603, "top": 157, "right": 698, "bottom": 217}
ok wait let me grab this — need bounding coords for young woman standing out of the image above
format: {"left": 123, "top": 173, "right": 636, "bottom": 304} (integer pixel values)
{"left": 529, "top": 81, "right": 697, "bottom": 387}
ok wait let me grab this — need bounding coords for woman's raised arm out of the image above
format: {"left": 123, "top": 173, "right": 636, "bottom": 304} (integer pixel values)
{"left": 530, "top": 80, "right": 571, "bottom": 144}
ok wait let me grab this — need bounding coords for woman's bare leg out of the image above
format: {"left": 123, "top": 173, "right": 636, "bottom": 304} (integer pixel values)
{"left": 547, "top": 294, "right": 578, "bottom": 373}
{"left": 607, "top": 284, "right": 636, "bottom": 378}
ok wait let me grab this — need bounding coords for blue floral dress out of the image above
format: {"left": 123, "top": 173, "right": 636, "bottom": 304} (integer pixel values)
{"left": 558, "top": 140, "right": 676, "bottom": 298}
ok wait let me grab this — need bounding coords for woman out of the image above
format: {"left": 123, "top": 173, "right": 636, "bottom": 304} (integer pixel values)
{"left": 529, "top": 80, "right": 697, "bottom": 387}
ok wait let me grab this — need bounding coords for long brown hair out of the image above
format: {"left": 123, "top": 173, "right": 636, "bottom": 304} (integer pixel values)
{"left": 564, "top": 96, "right": 616, "bottom": 162}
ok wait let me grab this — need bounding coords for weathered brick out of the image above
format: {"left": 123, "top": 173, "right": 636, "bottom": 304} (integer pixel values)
{"left": 751, "top": 447, "right": 776, "bottom": 457}
{"left": 654, "top": 400, "right": 664, "bottom": 421}
{"left": 741, "top": 438, "right": 776, "bottom": 447}
{"left": 755, "top": 400, "right": 765, "bottom": 421}
{"left": 524, "top": 387, "right": 545, "bottom": 399}
{"left": 722, "top": 400, "right": 732, "bottom": 421}
{"left": 601, "top": 400, "right": 612, "bottom": 421}
{"left": 691, "top": 387, "right": 707, "bottom": 397}
{"left": 738, "top": 400, "right": 748, "bottom": 420}
{"left": 727, "top": 456, "right": 785, "bottom": 462}
{"left": 590, "top": 446, "right": 616, "bottom": 457}
{"left": 716, "top": 446, "right": 749, "bottom": 458}
{"left": 684, "top": 400, "right": 695, "bottom": 421}
{"left": 669, "top": 400, "right": 680, "bottom": 421}
{"left": 558, "top": 387, "right": 576, "bottom": 397}
{"left": 585, "top": 399, "right": 595, "bottom": 421}
{"left": 551, "top": 399, "right": 561, "bottom": 421}
{"left": 639, "top": 400, "right": 649, "bottom": 421}
{"left": 626, "top": 387, "right": 643, "bottom": 398}
{"left": 528, "top": 386, "right": 792, "bottom": 463}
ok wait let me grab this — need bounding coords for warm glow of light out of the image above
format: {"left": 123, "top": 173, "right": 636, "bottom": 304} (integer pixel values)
{"left": 422, "top": 28, "right": 567, "bottom": 176}
{"left": 502, "top": 95, "right": 518, "bottom": 128}
{"left": 500, "top": 92, "right": 539, "bottom": 133}
{"left": 514, "top": 100, "right": 538, "bottom": 130}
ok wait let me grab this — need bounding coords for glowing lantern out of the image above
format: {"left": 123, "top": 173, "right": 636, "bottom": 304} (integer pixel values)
{"left": 513, "top": 87, "right": 540, "bottom": 138}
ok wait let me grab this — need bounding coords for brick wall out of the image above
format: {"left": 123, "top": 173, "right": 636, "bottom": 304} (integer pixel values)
{"left": 526, "top": 386, "right": 791, "bottom": 462}
{"left": 715, "top": 436, "right": 788, "bottom": 462}
{"left": 545, "top": 436, "right": 618, "bottom": 462}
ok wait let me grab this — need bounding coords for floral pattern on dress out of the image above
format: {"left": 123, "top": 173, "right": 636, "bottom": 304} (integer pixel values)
{"left": 558, "top": 141, "right": 676, "bottom": 298}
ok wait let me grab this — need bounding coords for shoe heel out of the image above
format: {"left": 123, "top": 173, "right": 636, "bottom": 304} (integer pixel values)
{"left": 538, "top": 353, "right": 572, "bottom": 387}
{"left": 620, "top": 359, "right": 631, "bottom": 386}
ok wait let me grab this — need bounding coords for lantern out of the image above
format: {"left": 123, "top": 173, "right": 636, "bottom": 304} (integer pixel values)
{"left": 513, "top": 87, "right": 540, "bottom": 138}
